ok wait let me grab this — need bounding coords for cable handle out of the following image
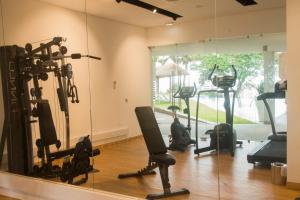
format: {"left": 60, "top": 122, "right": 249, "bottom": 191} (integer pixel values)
{"left": 191, "top": 83, "right": 197, "bottom": 97}
{"left": 231, "top": 65, "right": 237, "bottom": 83}
{"left": 208, "top": 64, "right": 218, "bottom": 81}
{"left": 173, "top": 84, "right": 182, "bottom": 99}
{"left": 70, "top": 85, "right": 79, "bottom": 104}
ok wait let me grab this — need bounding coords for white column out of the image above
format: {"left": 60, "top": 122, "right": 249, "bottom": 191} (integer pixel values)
{"left": 156, "top": 77, "right": 159, "bottom": 103}
{"left": 263, "top": 45, "right": 275, "bottom": 124}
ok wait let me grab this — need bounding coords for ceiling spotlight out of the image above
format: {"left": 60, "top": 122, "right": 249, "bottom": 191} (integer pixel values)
{"left": 165, "top": 22, "right": 174, "bottom": 26}
{"left": 236, "top": 0, "right": 257, "bottom": 6}
{"left": 116, "top": 0, "right": 182, "bottom": 21}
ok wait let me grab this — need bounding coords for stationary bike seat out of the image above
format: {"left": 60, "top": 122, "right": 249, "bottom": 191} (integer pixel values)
{"left": 151, "top": 153, "right": 176, "bottom": 166}
{"left": 168, "top": 105, "right": 180, "bottom": 112}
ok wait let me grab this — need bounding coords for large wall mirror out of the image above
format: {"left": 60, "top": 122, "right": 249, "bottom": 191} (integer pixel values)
{"left": 0, "top": 0, "right": 98, "bottom": 187}
{"left": 214, "top": 0, "right": 287, "bottom": 199}
{"left": 0, "top": 0, "right": 290, "bottom": 200}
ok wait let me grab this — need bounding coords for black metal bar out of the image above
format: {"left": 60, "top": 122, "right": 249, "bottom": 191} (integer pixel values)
{"left": 194, "top": 89, "right": 218, "bottom": 155}
{"left": 195, "top": 91, "right": 200, "bottom": 152}
{"left": 29, "top": 37, "right": 63, "bottom": 55}
{"left": 194, "top": 146, "right": 214, "bottom": 155}
{"left": 116, "top": 0, "right": 182, "bottom": 20}
{"left": 224, "top": 88, "right": 231, "bottom": 124}
{"left": 0, "top": 120, "right": 7, "bottom": 166}
{"left": 262, "top": 99, "right": 277, "bottom": 136}
{"left": 54, "top": 54, "right": 102, "bottom": 60}
{"left": 231, "top": 90, "right": 236, "bottom": 126}
{"left": 185, "top": 97, "right": 191, "bottom": 131}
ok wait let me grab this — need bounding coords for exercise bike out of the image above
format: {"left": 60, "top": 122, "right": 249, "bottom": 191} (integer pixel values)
{"left": 194, "top": 65, "right": 242, "bottom": 156}
{"left": 168, "top": 84, "right": 197, "bottom": 152}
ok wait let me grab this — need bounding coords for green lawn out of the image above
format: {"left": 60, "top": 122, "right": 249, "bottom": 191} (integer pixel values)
{"left": 154, "top": 100, "right": 254, "bottom": 124}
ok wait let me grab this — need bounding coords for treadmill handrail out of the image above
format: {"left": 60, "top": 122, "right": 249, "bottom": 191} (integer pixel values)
{"left": 257, "top": 91, "right": 286, "bottom": 136}
{"left": 195, "top": 90, "right": 218, "bottom": 151}
{"left": 194, "top": 88, "right": 236, "bottom": 151}
{"left": 262, "top": 98, "right": 277, "bottom": 136}
{"left": 257, "top": 92, "right": 285, "bottom": 101}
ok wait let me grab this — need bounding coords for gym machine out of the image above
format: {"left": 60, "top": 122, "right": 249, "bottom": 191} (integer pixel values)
{"left": 194, "top": 65, "right": 242, "bottom": 156}
{"left": 168, "top": 84, "right": 197, "bottom": 151}
{"left": 0, "top": 37, "right": 100, "bottom": 184}
{"left": 247, "top": 80, "right": 287, "bottom": 164}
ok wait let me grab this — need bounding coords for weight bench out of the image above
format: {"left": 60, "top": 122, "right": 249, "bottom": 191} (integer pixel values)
{"left": 118, "top": 106, "right": 190, "bottom": 199}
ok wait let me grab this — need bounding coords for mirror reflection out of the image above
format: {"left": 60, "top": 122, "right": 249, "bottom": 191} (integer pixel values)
{"left": 0, "top": 0, "right": 100, "bottom": 186}
{"left": 0, "top": 0, "right": 295, "bottom": 200}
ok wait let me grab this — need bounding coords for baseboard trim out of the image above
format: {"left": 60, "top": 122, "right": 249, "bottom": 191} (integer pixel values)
{"left": 154, "top": 107, "right": 213, "bottom": 124}
{"left": 70, "top": 127, "right": 130, "bottom": 146}
{"left": 0, "top": 172, "right": 141, "bottom": 200}
{"left": 287, "top": 182, "right": 300, "bottom": 190}
{"left": 99, "top": 135, "right": 143, "bottom": 148}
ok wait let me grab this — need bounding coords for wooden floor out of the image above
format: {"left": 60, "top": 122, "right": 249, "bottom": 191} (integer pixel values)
{"left": 80, "top": 137, "right": 299, "bottom": 200}
{"left": 0, "top": 195, "right": 18, "bottom": 200}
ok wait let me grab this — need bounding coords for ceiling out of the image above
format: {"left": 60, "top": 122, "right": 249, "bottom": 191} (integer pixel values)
{"left": 39, "top": 0, "right": 285, "bottom": 28}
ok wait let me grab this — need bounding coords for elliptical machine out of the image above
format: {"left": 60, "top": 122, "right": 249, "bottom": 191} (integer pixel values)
{"left": 194, "top": 65, "right": 242, "bottom": 156}
{"left": 168, "top": 84, "right": 197, "bottom": 152}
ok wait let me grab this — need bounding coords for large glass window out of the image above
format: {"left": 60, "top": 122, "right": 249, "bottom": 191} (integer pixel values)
{"left": 152, "top": 33, "right": 286, "bottom": 142}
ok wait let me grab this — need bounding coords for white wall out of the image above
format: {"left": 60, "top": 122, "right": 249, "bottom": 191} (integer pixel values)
{"left": 86, "top": 13, "right": 152, "bottom": 141}
{"left": 147, "top": 8, "right": 286, "bottom": 46}
{"left": 0, "top": 0, "right": 151, "bottom": 146}
{"left": 287, "top": 0, "right": 300, "bottom": 185}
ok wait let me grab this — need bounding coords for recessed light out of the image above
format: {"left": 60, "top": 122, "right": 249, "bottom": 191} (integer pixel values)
{"left": 166, "top": 22, "right": 174, "bottom": 26}
{"left": 153, "top": 8, "right": 157, "bottom": 13}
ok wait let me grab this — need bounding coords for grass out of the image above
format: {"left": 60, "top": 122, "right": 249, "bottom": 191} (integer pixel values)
{"left": 154, "top": 100, "right": 255, "bottom": 124}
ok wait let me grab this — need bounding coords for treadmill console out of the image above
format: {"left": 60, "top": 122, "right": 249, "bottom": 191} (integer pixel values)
{"left": 275, "top": 80, "right": 287, "bottom": 93}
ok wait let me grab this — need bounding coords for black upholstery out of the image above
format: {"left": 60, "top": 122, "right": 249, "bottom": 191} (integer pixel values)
{"left": 167, "top": 105, "right": 180, "bottom": 112}
{"left": 37, "top": 102, "right": 58, "bottom": 146}
{"left": 151, "top": 154, "right": 175, "bottom": 165}
{"left": 135, "top": 107, "right": 167, "bottom": 155}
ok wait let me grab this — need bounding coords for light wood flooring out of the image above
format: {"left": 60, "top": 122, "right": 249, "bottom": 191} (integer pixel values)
{"left": 0, "top": 195, "right": 18, "bottom": 200}
{"left": 80, "top": 137, "right": 300, "bottom": 200}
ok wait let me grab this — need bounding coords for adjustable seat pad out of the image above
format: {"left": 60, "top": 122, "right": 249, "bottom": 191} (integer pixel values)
{"left": 151, "top": 154, "right": 175, "bottom": 165}
{"left": 135, "top": 106, "right": 168, "bottom": 155}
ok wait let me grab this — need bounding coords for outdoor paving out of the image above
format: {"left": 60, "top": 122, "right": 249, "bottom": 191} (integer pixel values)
{"left": 155, "top": 112, "right": 286, "bottom": 141}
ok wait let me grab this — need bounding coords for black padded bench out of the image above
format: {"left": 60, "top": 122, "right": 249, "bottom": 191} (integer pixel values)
{"left": 118, "top": 106, "right": 190, "bottom": 199}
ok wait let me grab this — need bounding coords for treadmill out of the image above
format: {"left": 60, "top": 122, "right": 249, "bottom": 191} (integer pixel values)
{"left": 247, "top": 82, "right": 287, "bottom": 164}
